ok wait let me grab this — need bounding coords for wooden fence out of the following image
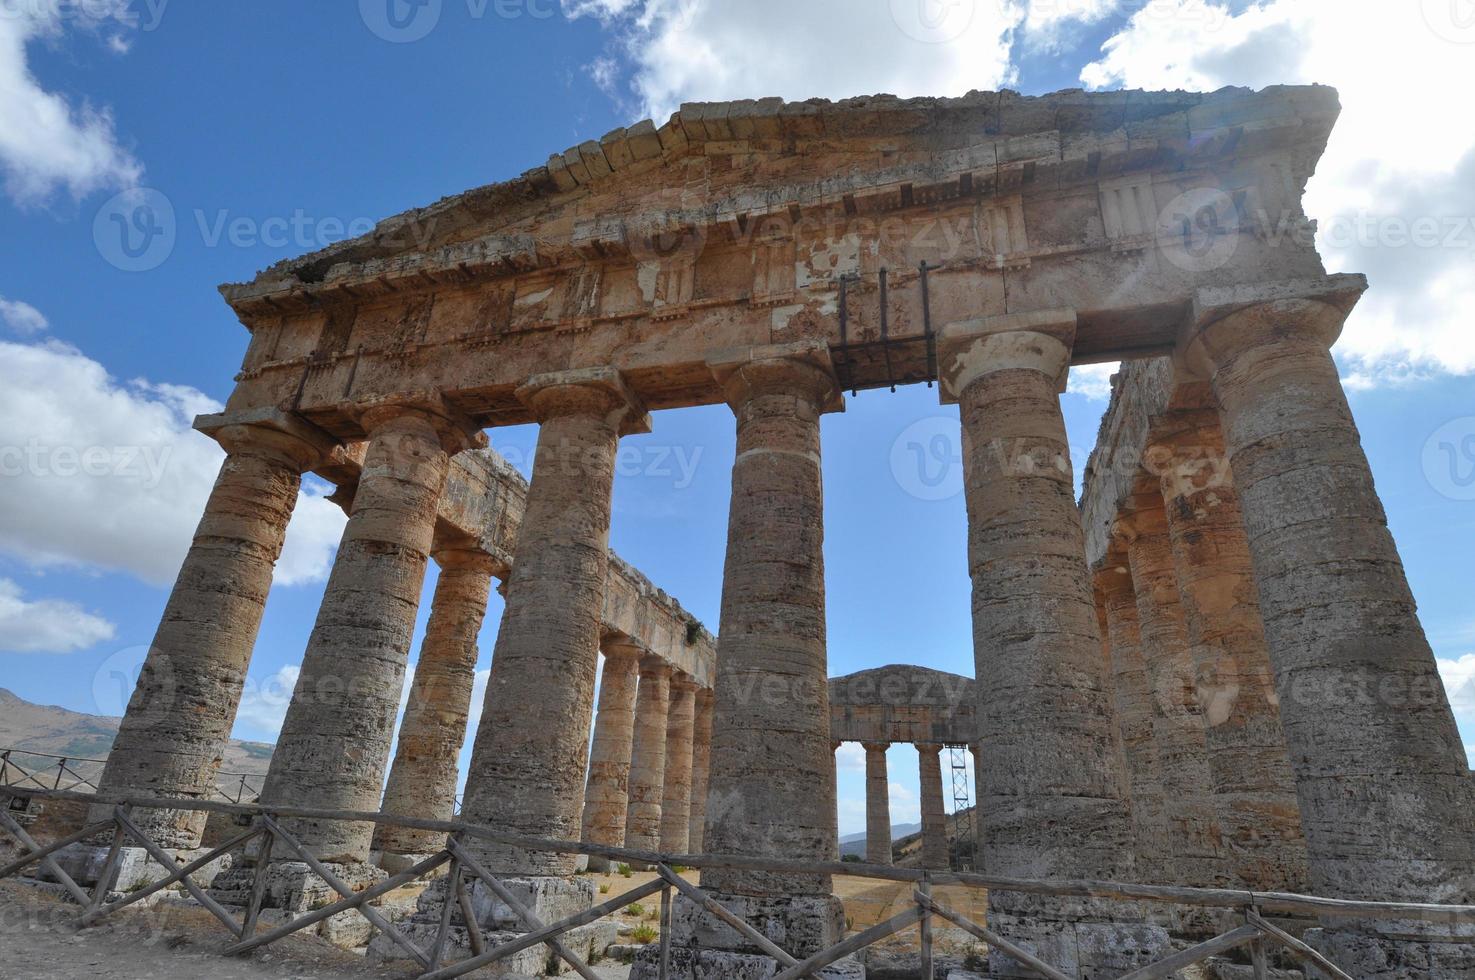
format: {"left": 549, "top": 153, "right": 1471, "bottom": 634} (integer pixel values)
{"left": 3, "top": 783, "right": 1473, "bottom": 980}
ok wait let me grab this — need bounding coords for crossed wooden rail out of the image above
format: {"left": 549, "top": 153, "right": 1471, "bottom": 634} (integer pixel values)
{"left": 0, "top": 748, "right": 264, "bottom": 804}
{"left": 3, "top": 784, "right": 1473, "bottom": 980}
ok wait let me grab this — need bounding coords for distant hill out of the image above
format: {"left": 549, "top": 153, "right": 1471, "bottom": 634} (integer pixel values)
{"left": 0, "top": 688, "right": 272, "bottom": 789}
{"left": 838, "top": 822, "right": 921, "bottom": 857}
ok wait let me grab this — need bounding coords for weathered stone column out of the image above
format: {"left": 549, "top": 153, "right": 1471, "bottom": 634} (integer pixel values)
{"left": 1182, "top": 288, "right": 1475, "bottom": 973}
{"left": 688, "top": 688, "right": 714, "bottom": 853}
{"left": 942, "top": 312, "right": 1166, "bottom": 974}
{"left": 862, "top": 742, "right": 892, "bottom": 866}
{"left": 580, "top": 644, "right": 641, "bottom": 871}
{"left": 917, "top": 743, "right": 948, "bottom": 871}
{"left": 373, "top": 540, "right": 497, "bottom": 872}
{"left": 625, "top": 660, "right": 671, "bottom": 856}
{"left": 260, "top": 402, "right": 476, "bottom": 864}
{"left": 1149, "top": 411, "right": 1308, "bottom": 893}
{"left": 459, "top": 368, "right": 649, "bottom": 877}
{"left": 91, "top": 416, "right": 331, "bottom": 850}
{"left": 1093, "top": 561, "right": 1169, "bottom": 882}
{"left": 1115, "top": 490, "right": 1226, "bottom": 888}
{"left": 661, "top": 675, "right": 697, "bottom": 853}
{"left": 664, "top": 342, "right": 845, "bottom": 971}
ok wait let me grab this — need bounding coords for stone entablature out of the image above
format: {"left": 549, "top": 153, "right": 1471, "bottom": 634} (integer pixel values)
{"left": 212, "top": 87, "right": 1337, "bottom": 432}
{"left": 828, "top": 666, "right": 975, "bottom": 746}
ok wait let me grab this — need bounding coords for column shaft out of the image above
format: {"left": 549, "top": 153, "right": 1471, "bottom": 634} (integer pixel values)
{"left": 1094, "top": 565, "right": 1169, "bottom": 882}
{"left": 702, "top": 348, "right": 842, "bottom": 902}
{"left": 625, "top": 662, "right": 671, "bottom": 854}
{"left": 951, "top": 330, "right": 1132, "bottom": 882}
{"left": 580, "top": 648, "right": 640, "bottom": 869}
{"left": 460, "top": 370, "right": 648, "bottom": 876}
{"left": 1154, "top": 413, "right": 1308, "bottom": 892}
{"left": 688, "top": 690, "right": 714, "bottom": 853}
{"left": 261, "top": 409, "right": 459, "bottom": 863}
{"left": 94, "top": 425, "right": 321, "bottom": 847}
{"left": 862, "top": 743, "right": 892, "bottom": 866}
{"left": 374, "top": 545, "right": 495, "bottom": 864}
{"left": 660, "top": 678, "right": 697, "bottom": 853}
{"left": 1187, "top": 301, "right": 1475, "bottom": 905}
{"left": 1120, "top": 497, "right": 1226, "bottom": 886}
{"left": 917, "top": 744, "right": 948, "bottom": 871}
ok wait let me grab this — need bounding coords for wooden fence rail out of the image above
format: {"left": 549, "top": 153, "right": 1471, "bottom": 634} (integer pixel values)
{"left": 1, "top": 783, "right": 1469, "bottom": 980}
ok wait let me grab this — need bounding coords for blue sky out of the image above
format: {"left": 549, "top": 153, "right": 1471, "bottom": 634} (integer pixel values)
{"left": 0, "top": 1, "right": 1471, "bottom": 836}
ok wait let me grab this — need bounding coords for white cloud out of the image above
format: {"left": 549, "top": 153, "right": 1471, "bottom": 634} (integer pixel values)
{"left": 0, "top": 577, "right": 115, "bottom": 653}
{"left": 0, "top": 1, "right": 144, "bottom": 205}
{"left": 1068, "top": 361, "right": 1118, "bottom": 400}
{"left": 834, "top": 741, "right": 865, "bottom": 773}
{"left": 1440, "top": 654, "right": 1475, "bottom": 715}
{"left": 0, "top": 296, "right": 48, "bottom": 335}
{"left": 0, "top": 338, "right": 345, "bottom": 588}
{"left": 234, "top": 664, "right": 299, "bottom": 738}
{"left": 888, "top": 779, "right": 920, "bottom": 823}
{"left": 1080, "top": 0, "right": 1475, "bottom": 388}
{"left": 566, "top": 0, "right": 1026, "bottom": 122}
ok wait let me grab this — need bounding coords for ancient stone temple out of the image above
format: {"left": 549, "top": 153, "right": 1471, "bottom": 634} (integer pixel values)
{"left": 77, "top": 84, "right": 1474, "bottom": 978}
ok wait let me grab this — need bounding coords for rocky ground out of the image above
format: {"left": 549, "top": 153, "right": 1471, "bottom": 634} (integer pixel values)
{"left": 0, "top": 869, "right": 988, "bottom": 980}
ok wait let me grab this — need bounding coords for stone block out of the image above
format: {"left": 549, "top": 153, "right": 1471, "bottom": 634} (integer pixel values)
{"left": 1303, "top": 926, "right": 1475, "bottom": 980}
{"left": 370, "top": 917, "right": 616, "bottom": 975}
{"left": 319, "top": 908, "right": 377, "bottom": 949}
{"left": 467, "top": 874, "right": 597, "bottom": 930}
{"left": 668, "top": 892, "right": 845, "bottom": 959}
{"left": 633, "top": 946, "right": 863, "bottom": 980}
{"left": 985, "top": 911, "right": 1171, "bottom": 979}
{"left": 46, "top": 843, "right": 231, "bottom": 893}
{"left": 207, "top": 859, "right": 385, "bottom": 913}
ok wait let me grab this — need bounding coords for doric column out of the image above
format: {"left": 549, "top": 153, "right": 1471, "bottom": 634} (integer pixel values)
{"left": 916, "top": 743, "right": 948, "bottom": 871}
{"left": 460, "top": 368, "right": 649, "bottom": 876}
{"left": 1115, "top": 490, "right": 1226, "bottom": 887}
{"left": 688, "top": 688, "right": 714, "bottom": 853}
{"left": 625, "top": 659, "right": 671, "bottom": 855}
{"left": 1149, "top": 411, "right": 1308, "bottom": 892}
{"left": 373, "top": 541, "right": 498, "bottom": 870}
{"left": 260, "top": 402, "right": 477, "bottom": 863}
{"left": 1182, "top": 290, "right": 1475, "bottom": 970}
{"left": 862, "top": 742, "right": 892, "bottom": 866}
{"left": 660, "top": 675, "right": 698, "bottom": 853}
{"left": 580, "top": 644, "right": 641, "bottom": 871}
{"left": 1093, "top": 561, "right": 1169, "bottom": 882}
{"left": 942, "top": 312, "right": 1165, "bottom": 971}
{"left": 694, "top": 342, "right": 846, "bottom": 959}
{"left": 93, "top": 417, "right": 331, "bottom": 847}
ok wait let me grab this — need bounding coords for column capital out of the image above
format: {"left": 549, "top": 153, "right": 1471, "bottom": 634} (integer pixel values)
{"left": 600, "top": 638, "right": 645, "bottom": 664}
{"left": 706, "top": 340, "right": 844, "bottom": 415}
{"left": 936, "top": 309, "right": 1077, "bottom": 403}
{"left": 670, "top": 672, "right": 699, "bottom": 694}
{"left": 915, "top": 741, "right": 943, "bottom": 755}
{"left": 638, "top": 656, "right": 672, "bottom": 680}
{"left": 354, "top": 394, "right": 487, "bottom": 455}
{"left": 516, "top": 367, "right": 651, "bottom": 435}
{"left": 431, "top": 540, "right": 501, "bottom": 576}
{"left": 1176, "top": 275, "right": 1365, "bottom": 381}
{"left": 861, "top": 741, "right": 890, "bottom": 756}
{"left": 196, "top": 409, "right": 341, "bottom": 471}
